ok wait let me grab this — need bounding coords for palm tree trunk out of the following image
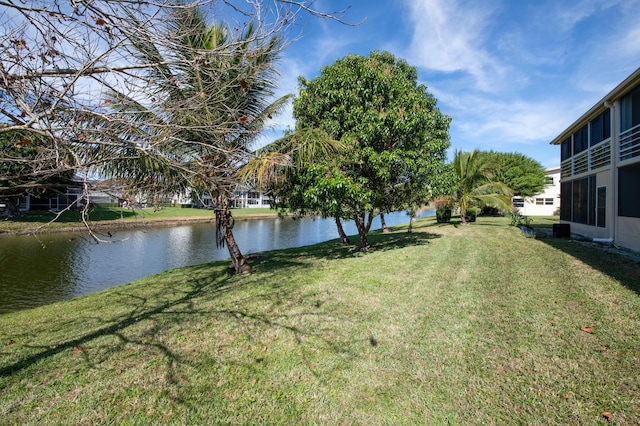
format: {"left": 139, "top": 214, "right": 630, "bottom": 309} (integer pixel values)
{"left": 335, "top": 216, "right": 350, "bottom": 245}
{"left": 215, "top": 197, "right": 251, "bottom": 274}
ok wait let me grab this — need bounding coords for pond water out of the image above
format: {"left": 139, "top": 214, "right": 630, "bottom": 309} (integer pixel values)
{"left": 0, "top": 211, "right": 431, "bottom": 313}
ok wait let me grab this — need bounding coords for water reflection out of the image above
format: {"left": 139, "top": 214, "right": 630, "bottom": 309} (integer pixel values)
{"left": 0, "top": 211, "right": 430, "bottom": 313}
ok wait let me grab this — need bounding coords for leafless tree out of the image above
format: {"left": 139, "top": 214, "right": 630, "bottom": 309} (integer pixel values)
{"left": 0, "top": 0, "right": 346, "bottom": 210}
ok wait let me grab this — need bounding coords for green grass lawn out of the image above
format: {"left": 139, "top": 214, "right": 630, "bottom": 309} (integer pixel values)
{"left": 0, "top": 205, "right": 277, "bottom": 234}
{"left": 1, "top": 216, "right": 639, "bottom": 424}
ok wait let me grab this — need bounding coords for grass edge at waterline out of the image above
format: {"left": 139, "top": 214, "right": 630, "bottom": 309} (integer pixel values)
{"left": 1, "top": 216, "right": 639, "bottom": 424}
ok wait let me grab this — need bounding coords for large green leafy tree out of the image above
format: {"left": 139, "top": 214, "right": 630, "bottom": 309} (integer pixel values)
{"left": 277, "top": 51, "right": 451, "bottom": 251}
{"left": 97, "top": 7, "right": 290, "bottom": 274}
{"left": 451, "top": 150, "right": 513, "bottom": 225}
{"left": 478, "top": 151, "right": 546, "bottom": 197}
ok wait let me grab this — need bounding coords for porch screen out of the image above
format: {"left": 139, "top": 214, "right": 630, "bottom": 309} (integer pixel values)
{"left": 618, "top": 162, "right": 640, "bottom": 218}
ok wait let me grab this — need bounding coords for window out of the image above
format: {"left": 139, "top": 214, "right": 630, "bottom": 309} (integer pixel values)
{"left": 619, "top": 162, "right": 640, "bottom": 218}
{"left": 560, "top": 181, "right": 572, "bottom": 221}
{"left": 561, "top": 175, "right": 596, "bottom": 225}
{"left": 513, "top": 197, "right": 524, "bottom": 208}
{"left": 596, "top": 186, "right": 606, "bottom": 228}
{"left": 573, "top": 124, "right": 589, "bottom": 155}
{"left": 590, "top": 110, "right": 611, "bottom": 146}
{"left": 561, "top": 137, "right": 572, "bottom": 161}
{"left": 544, "top": 176, "right": 554, "bottom": 185}
{"left": 535, "top": 198, "right": 553, "bottom": 205}
{"left": 621, "top": 84, "right": 640, "bottom": 132}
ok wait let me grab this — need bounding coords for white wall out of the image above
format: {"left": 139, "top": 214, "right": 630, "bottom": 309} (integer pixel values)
{"left": 516, "top": 168, "right": 560, "bottom": 216}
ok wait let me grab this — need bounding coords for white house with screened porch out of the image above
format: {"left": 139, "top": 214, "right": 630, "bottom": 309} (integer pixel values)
{"left": 550, "top": 67, "right": 640, "bottom": 252}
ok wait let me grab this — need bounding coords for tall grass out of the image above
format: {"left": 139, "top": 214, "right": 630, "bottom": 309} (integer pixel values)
{"left": 1, "top": 216, "right": 639, "bottom": 424}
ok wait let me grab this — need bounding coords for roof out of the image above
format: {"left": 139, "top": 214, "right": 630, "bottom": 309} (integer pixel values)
{"left": 550, "top": 67, "right": 640, "bottom": 145}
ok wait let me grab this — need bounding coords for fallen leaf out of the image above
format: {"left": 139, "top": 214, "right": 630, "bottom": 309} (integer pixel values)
{"left": 5, "top": 339, "right": 16, "bottom": 346}
{"left": 72, "top": 346, "right": 87, "bottom": 355}
{"left": 581, "top": 326, "right": 593, "bottom": 333}
{"left": 251, "top": 379, "right": 257, "bottom": 386}
{"left": 602, "top": 411, "right": 613, "bottom": 421}
{"left": 262, "top": 346, "right": 268, "bottom": 352}
{"left": 596, "top": 346, "right": 608, "bottom": 352}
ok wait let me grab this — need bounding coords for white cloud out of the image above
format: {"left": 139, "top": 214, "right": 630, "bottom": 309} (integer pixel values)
{"left": 546, "top": 0, "right": 601, "bottom": 29}
{"left": 403, "top": 0, "right": 507, "bottom": 92}
{"left": 445, "top": 94, "right": 583, "bottom": 147}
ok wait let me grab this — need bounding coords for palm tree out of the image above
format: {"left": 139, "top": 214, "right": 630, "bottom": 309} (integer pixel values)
{"left": 95, "top": 5, "right": 291, "bottom": 274}
{"left": 451, "top": 149, "right": 512, "bottom": 225}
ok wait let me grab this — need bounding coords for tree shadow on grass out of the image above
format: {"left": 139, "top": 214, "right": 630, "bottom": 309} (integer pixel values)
{"left": 0, "top": 259, "right": 361, "bottom": 391}
{"left": 536, "top": 236, "right": 640, "bottom": 296}
{"left": 0, "top": 218, "right": 443, "bottom": 412}
{"left": 0, "top": 264, "right": 230, "bottom": 378}
{"left": 247, "top": 226, "right": 443, "bottom": 274}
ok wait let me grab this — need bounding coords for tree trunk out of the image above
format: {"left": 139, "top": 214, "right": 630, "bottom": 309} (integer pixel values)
{"left": 380, "top": 212, "right": 389, "bottom": 233}
{"left": 460, "top": 207, "right": 468, "bottom": 225}
{"left": 407, "top": 210, "right": 416, "bottom": 233}
{"left": 335, "top": 216, "right": 350, "bottom": 245}
{"left": 215, "top": 198, "right": 251, "bottom": 274}
{"left": 354, "top": 211, "right": 374, "bottom": 251}
{"left": 0, "top": 198, "right": 22, "bottom": 218}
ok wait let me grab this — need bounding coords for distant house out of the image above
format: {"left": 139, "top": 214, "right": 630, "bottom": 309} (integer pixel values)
{"left": 512, "top": 168, "right": 560, "bottom": 216}
{"left": 230, "top": 186, "right": 271, "bottom": 208}
{"left": 17, "top": 187, "right": 82, "bottom": 212}
{"left": 550, "top": 67, "right": 640, "bottom": 251}
{"left": 169, "top": 185, "right": 270, "bottom": 209}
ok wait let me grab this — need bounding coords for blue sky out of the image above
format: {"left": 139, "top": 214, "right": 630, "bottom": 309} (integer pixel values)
{"left": 266, "top": 0, "right": 640, "bottom": 169}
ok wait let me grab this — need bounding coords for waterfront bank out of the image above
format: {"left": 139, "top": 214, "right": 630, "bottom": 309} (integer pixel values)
{"left": 1, "top": 216, "right": 638, "bottom": 424}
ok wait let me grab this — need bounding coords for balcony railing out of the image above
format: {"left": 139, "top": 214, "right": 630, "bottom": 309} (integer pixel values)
{"left": 573, "top": 151, "right": 588, "bottom": 175}
{"left": 619, "top": 124, "right": 640, "bottom": 161}
{"left": 561, "top": 139, "right": 611, "bottom": 179}
{"left": 591, "top": 141, "right": 611, "bottom": 169}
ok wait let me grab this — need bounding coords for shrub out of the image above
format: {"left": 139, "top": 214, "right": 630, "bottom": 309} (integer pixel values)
{"left": 480, "top": 206, "right": 503, "bottom": 216}
{"left": 436, "top": 206, "right": 452, "bottom": 223}
{"left": 509, "top": 209, "right": 531, "bottom": 227}
{"left": 465, "top": 207, "right": 478, "bottom": 223}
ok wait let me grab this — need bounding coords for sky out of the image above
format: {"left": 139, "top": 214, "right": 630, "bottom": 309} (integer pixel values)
{"left": 263, "top": 0, "right": 640, "bottom": 169}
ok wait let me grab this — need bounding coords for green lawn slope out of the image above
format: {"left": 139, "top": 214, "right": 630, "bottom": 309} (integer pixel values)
{"left": 1, "top": 216, "right": 639, "bottom": 424}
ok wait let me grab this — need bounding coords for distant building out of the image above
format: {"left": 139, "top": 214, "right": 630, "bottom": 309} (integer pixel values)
{"left": 230, "top": 186, "right": 271, "bottom": 208}
{"left": 550, "top": 67, "right": 640, "bottom": 251}
{"left": 512, "top": 168, "right": 560, "bottom": 216}
{"left": 170, "top": 185, "right": 270, "bottom": 209}
{"left": 17, "top": 187, "right": 82, "bottom": 212}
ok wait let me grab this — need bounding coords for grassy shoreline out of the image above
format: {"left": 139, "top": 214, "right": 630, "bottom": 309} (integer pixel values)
{"left": 0, "top": 206, "right": 278, "bottom": 236}
{"left": 1, "top": 216, "right": 639, "bottom": 424}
